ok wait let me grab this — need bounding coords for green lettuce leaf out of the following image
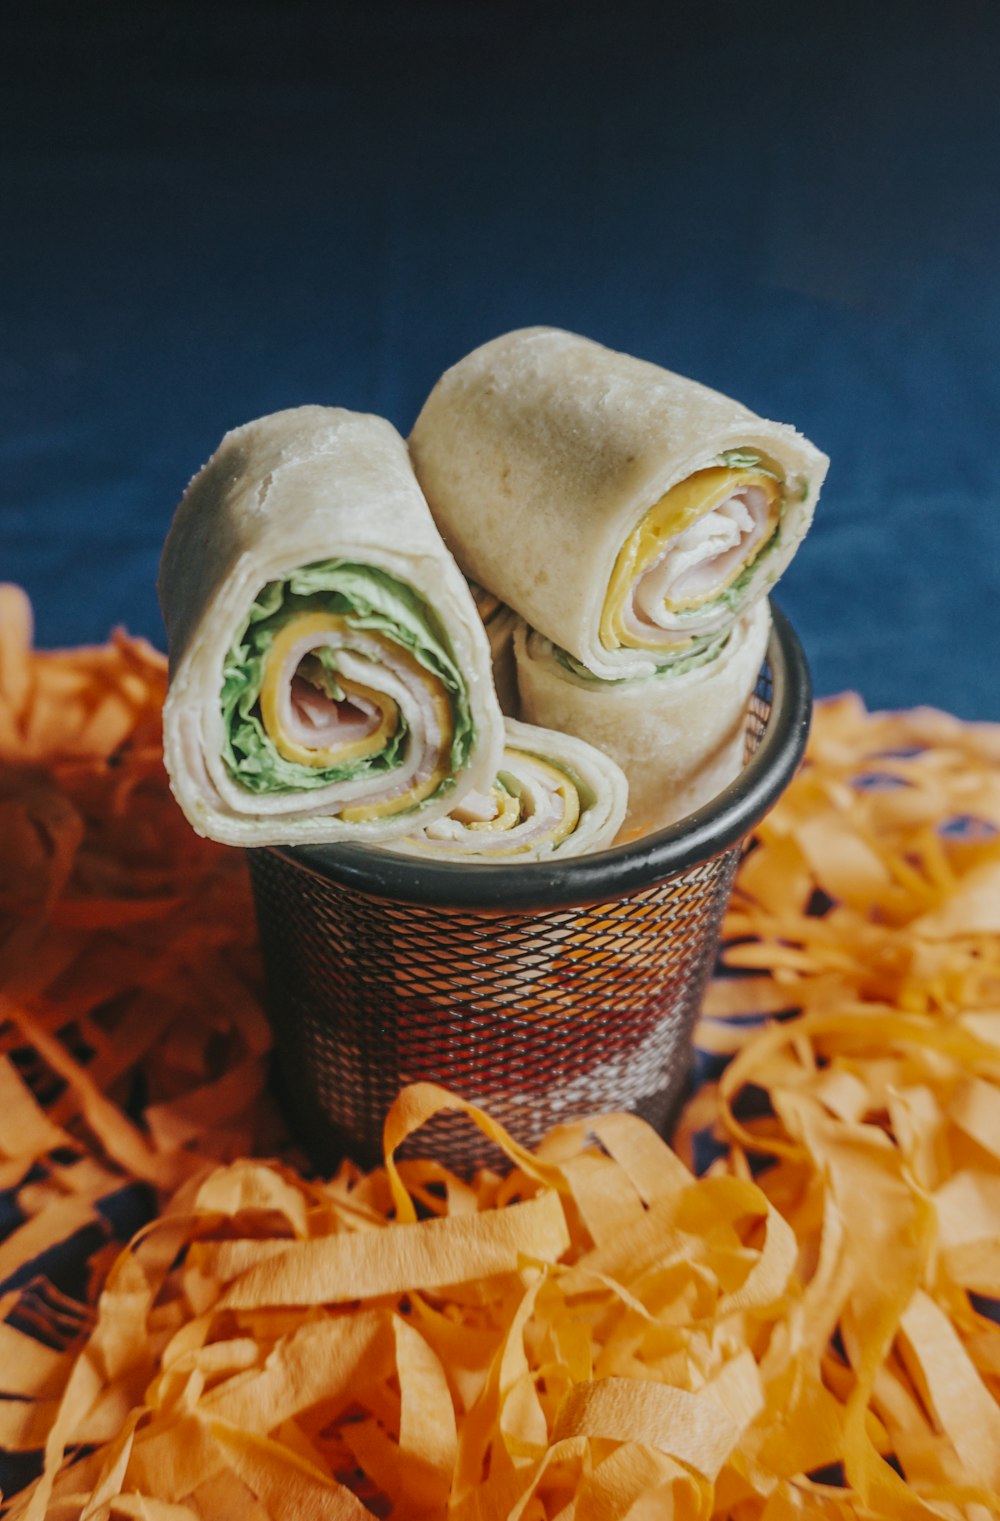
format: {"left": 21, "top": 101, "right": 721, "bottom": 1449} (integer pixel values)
{"left": 553, "top": 628, "right": 732, "bottom": 685}
{"left": 710, "top": 448, "right": 763, "bottom": 472}
{"left": 221, "top": 561, "right": 474, "bottom": 800}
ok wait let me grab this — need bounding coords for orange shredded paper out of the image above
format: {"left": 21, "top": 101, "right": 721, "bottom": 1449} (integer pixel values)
{"left": 2, "top": 586, "right": 1000, "bottom": 1520}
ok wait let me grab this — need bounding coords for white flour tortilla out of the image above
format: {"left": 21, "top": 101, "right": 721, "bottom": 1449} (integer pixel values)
{"left": 159, "top": 406, "right": 504, "bottom": 846}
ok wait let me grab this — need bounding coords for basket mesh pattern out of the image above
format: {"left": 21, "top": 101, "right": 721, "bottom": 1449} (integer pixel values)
{"left": 248, "top": 665, "right": 774, "bottom": 1174}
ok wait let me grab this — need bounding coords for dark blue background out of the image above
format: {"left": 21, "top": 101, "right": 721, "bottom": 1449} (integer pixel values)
{"left": 3, "top": 0, "right": 998, "bottom": 715}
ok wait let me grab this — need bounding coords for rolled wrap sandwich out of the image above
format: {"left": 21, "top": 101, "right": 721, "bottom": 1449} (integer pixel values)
{"left": 159, "top": 407, "right": 505, "bottom": 846}
{"left": 394, "top": 716, "right": 627, "bottom": 860}
{"left": 515, "top": 598, "right": 772, "bottom": 838}
{"left": 410, "top": 327, "right": 827, "bottom": 681}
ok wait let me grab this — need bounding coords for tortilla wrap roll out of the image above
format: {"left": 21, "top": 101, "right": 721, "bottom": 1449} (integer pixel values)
{"left": 159, "top": 406, "right": 505, "bottom": 846}
{"left": 392, "top": 715, "right": 628, "bottom": 860}
{"left": 410, "top": 326, "right": 827, "bottom": 680}
{"left": 469, "top": 582, "right": 520, "bottom": 716}
{"left": 514, "top": 598, "right": 771, "bottom": 837}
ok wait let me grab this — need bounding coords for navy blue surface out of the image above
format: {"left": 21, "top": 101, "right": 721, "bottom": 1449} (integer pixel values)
{"left": 2, "top": 0, "right": 999, "bottom": 716}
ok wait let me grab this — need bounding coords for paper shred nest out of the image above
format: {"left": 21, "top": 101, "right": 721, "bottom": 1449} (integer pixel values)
{"left": 2, "top": 596, "right": 1000, "bottom": 1518}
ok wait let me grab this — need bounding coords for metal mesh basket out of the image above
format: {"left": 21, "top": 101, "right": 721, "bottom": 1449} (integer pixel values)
{"left": 247, "top": 603, "right": 811, "bottom": 1174}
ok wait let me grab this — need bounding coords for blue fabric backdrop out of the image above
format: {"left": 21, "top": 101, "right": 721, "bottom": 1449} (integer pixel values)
{"left": 2, "top": 0, "right": 998, "bottom": 716}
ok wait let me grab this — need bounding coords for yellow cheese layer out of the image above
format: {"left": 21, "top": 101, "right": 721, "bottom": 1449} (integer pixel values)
{"left": 257, "top": 611, "right": 454, "bottom": 821}
{"left": 600, "top": 466, "right": 781, "bottom": 653}
{"left": 339, "top": 642, "right": 454, "bottom": 824}
{"left": 476, "top": 751, "right": 581, "bottom": 856}
{"left": 259, "top": 613, "right": 400, "bottom": 767}
{"left": 461, "top": 784, "right": 521, "bottom": 834}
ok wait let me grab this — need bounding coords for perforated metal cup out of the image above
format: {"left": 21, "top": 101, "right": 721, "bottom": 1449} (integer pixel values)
{"left": 247, "top": 603, "right": 811, "bottom": 1174}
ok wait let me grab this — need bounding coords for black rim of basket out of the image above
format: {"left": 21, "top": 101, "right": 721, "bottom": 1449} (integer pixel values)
{"left": 262, "top": 600, "right": 812, "bottom": 912}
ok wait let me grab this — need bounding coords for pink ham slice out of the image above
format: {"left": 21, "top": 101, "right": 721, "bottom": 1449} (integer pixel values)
{"left": 626, "top": 484, "right": 773, "bottom": 642}
{"left": 265, "top": 625, "right": 445, "bottom": 809}
{"left": 287, "top": 673, "right": 381, "bottom": 750}
{"left": 448, "top": 787, "right": 501, "bottom": 824}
